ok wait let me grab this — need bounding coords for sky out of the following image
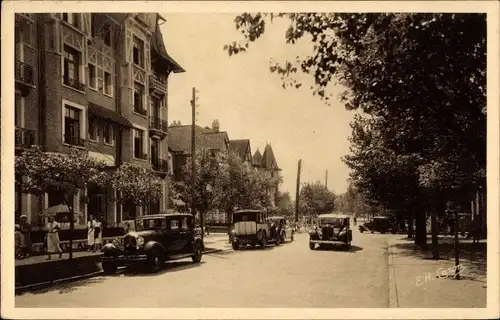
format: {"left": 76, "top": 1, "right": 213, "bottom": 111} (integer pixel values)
{"left": 160, "top": 13, "right": 355, "bottom": 197}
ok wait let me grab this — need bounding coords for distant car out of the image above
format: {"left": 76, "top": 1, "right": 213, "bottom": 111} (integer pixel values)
{"left": 359, "top": 216, "right": 398, "bottom": 234}
{"left": 100, "top": 212, "right": 204, "bottom": 274}
{"left": 309, "top": 214, "right": 352, "bottom": 250}
{"left": 268, "top": 216, "right": 295, "bottom": 243}
{"left": 231, "top": 209, "right": 281, "bottom": 250}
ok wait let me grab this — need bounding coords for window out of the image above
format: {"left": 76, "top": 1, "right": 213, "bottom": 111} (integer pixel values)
{"left": 104, "top": 72, "right": 112, "bottom": 96}
{"left": 62, "top": 13, "right": 80, "bottom": 28}
{"left": 64, "top": 106, "right": 82, "bottom": 145}
{"left": 170, "top": 219, "right": 179, "bottom": 230}
{"left": 88, "top": 117, "right": 98, "bottom": 141}
{"left": 133, "top": 83, "right": 144, "bottom": 113}
{"left": 132, "top": 37, "right": 144, "bottom": 67}
{"left": 88, "top": 64, "right": 97, "bottom": 89}
{"left": 133, "top": 128, "right": 145, "bottom": 159}
{"left": 63, "top": 45, "right": 83, "bottom": 90}
{"left": 104, "top": 123, "right": 114, "bottom": 145}
{"left": 15, "top": 94, "right": 22, "bottom": 127}
{"left": 103, "top": 24, "right": 112, "bottom": 47}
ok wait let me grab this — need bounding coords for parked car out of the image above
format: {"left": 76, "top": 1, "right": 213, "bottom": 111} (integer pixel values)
{"left": 230, "top": 209, "right": 281, "bottom": 250}
{"left": 268, "top": 215, "right": 295, "bottom": 243}
{"left": 358, "top": 216, "right": 398, "bottom": 234}
{"left": 309, "top": 214, "right": 352, "bottom": 250}
{"left": 100, "top": 212, "right": 204, "bottom": 274}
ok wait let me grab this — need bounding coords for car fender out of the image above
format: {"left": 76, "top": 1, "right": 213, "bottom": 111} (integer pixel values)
{"left": 101, "top": 243, "right": 121, "bottom": 255}
{"left": 144, "top": 241, "right": 165, "bottom": 253}
{"left": 193, "top": 238, "right": 204, "bottom": 250}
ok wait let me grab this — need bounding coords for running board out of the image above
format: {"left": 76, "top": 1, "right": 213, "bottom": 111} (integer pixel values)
{"left": 168, "top": 253, "right": 194, "bottom": 260}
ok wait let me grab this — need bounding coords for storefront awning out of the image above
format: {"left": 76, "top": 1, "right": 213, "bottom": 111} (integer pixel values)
{"left": 88, "top": 151, "right": 115, "bottom": 167}
{"left": 88, "top": 103, "right": 133, "bottom": 128}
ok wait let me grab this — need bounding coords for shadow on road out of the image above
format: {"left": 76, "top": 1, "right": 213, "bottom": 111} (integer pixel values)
{"left": 314, "top": 245, "right": 363, "bottom": 253}
{"left": 123, "top": 261, "right": 206, "bottom": 277}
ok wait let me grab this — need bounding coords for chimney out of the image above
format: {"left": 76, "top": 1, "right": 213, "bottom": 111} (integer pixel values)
{"left": 212, "top": 119, "right": 220, "bottom": 132}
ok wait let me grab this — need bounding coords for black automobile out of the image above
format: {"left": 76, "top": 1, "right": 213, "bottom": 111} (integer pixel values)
{"left": 100, "top": 212, "right": 204, "bottom": 274}
{"left": 309, "top": 214, "right": 352, "bottom": 250}
{"left": 358, "top": 216, "right": 398, "bottom": 234}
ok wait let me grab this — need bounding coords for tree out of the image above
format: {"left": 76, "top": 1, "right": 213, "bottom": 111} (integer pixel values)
{"left": 15, "top": 146, "right": 107, "bottom": 259}
{"left": 226, "top": 13, "right": 486, "bottom": 246}
{"left": 299, "top": 181, "right": 335, "bottom": 216}
{"left": 276, "top": 191, "right": 293, "bottom": 217}
{"left": 111, "top": 162, "right": 164, "bottom": 216}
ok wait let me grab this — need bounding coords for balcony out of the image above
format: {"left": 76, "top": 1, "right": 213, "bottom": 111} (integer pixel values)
{"left": 63, "top": 76, "right": 85, "bottom": 92}
{"left": 149, "top": 117, "right": 168, "bottom": 140}
{"left": 64, "top": 134, "right": 86, "bottom": 147}
{"left": 15, "top": 60, "right": 35, "bottom": 94}
{"left": 15, "top": 127, "right": 35, "bottom": 150}
{"left": 134, "top": 152, "right": 148, "bottom": 160}
{"left": 134, "top": 106, "right": 147, "bottom": 116}
{"left": 149, "top": 74, "right": 167, "bottom": 96}
{"left": 151, "top": 158, "right": 169, "bottom": 173}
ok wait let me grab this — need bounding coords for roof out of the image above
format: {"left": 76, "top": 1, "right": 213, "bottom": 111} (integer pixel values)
{"left": 151, "top": 14, "right": 185, "bottom": 73}
{"left": 168, "top": 125, "right": 229, "bottom": 154}
{"left": 318, "top": 213, "right": 350, "bottom": 219}
{"left": 229, "top": 139, "right": 251, "bottom": 160}
{"left": 136, "top": 212, "right": 192, "bottom": 220}
{"left": 252, "top": 149, "right": 262, "bottom": 166}
{"left": 88, "top": 103, "right": 133, "bottom": 127}
{"left": 260, "top": 144, "right": 280, "bottom": 170}
{"left": 233, "top": 209, "right": 265, "bottom": 214}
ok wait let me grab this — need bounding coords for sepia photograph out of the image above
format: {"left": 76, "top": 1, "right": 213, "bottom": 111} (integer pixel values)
{"left": 1, "top": 1, "right": 499, "bottom": 319}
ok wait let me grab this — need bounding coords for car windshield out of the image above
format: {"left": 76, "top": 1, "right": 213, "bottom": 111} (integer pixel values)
{"left": 233, "top": 212, "right": 259, "bottom": 222}
{"left": 136, "top": 218, "right": 165, "bottom": 231}
{"left": 319, "top": 218, "right": 343, "bottom": 226}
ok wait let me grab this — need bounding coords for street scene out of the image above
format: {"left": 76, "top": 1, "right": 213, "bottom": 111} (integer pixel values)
{"left": 4, "top": 6, "right": 494, "bottom": 316}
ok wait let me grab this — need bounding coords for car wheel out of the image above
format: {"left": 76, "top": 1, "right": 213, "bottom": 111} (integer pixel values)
{"left": 275, "top": 236, "right": 281, "bottom": 246}
{"left": 192, "top": 242, "right": 203, "bottom": 263}
{"left": 149, "top": 249, "right": 163, "bottom": 273}
{"left": 371, "top": 231, "right": 374, "bottom": 234}
{"left": 250, "top": 243, "right": 256, "bottom": 248}
{"left": 309, "top": 242, "right": 315, "bottom": 250}
{"left": 360, "top": 229, "right": 364, "bottom": 233}
{"left": 102, "top": 262, "right": 117, "bottom": 274}
{"left": 260, "top": 236, "right": 267, "bottom": 248}
{"left": 381, "top": 231, "right": 386, "bottom": 234}
{"left": 232, "top": 241, "right": 240, "bottom": 250}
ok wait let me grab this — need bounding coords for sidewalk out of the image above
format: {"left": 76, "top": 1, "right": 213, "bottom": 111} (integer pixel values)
{"left": 388, "top": 235, "right": 487, "bottom": 308}
{"left": 203, "top": 233, "right": 232, "bottom": 253}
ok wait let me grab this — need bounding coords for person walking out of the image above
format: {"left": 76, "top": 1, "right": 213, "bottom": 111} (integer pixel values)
{"left": 19, "top": 214, "right": 32, "bottom": 258}
{"left": 46, "top": 216, "right": 63, "bottom": 260}
{"left": 94, "top": 216, "right": 103, "bottom": 252}
{"left": 15, "top": 225, "right": 25, "bottom": 259}
{"left": 87, "top": 214, "right": 96, "bottom": 252}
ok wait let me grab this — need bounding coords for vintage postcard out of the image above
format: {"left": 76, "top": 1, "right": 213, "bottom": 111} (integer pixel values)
{"left": 1, "top": 1, "right": 499, "bottom": 319}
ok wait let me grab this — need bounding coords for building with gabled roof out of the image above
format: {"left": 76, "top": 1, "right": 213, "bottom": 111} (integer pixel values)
{"left": 229, "top": 139, "right": 252, "bottom": 165}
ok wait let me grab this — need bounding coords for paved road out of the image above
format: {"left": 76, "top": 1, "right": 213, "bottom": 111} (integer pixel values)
{"left": 16, "top": 226, "right": 390, "bottom": 308}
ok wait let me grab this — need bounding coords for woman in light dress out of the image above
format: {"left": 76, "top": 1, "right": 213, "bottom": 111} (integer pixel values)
{"left": 46, "top": 216, "right": 63, "bottom": 260}
{"left": 94, "top": 216, "right": 103, "bottom": 252}
{"left": 87, "top": 214, "right": 96, "bottom": 252}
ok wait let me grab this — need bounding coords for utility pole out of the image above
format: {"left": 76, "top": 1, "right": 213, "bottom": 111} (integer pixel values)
{"left": 190, "top": 87, "right": 201, "bottom": 239}
{"left": 325, "top": 170, "right": 328, "bottom": 189}
{"left": 295, "top": 159, "right": 302, "bottom": 223}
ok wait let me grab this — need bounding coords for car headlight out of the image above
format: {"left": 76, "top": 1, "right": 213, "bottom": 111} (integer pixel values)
{"left": 231, "top": 229, "right": 236, "bottom": 234}
{"left": 137, "top": 236, "right": 145, "bottom": 246}
{"left": 112, "top": 238, "right": 120, "bottom": 247}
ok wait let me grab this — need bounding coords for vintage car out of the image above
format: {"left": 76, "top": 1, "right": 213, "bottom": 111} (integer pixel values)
{"left": 100, "top": 213, "right": 204, "bottom": 274}
{"left": 359, "top": 216, "right": 398, "bottom": 234}
{"left": 309, "top": 214, "right": 352, "bottom": 250}
{"left": 230, "top": 209, "right": 282, "bottom": 250}
{"left": 268, "top": 215, "right": 295, "bottom": 243}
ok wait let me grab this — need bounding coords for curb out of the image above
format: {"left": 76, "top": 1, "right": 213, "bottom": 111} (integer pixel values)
{"left": 15, "top": 270, "right": 104, "bottom": 295}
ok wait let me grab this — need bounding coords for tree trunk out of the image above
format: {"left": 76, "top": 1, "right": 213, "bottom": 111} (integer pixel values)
{"left": 407, "top": 208, "right": 414, "bottom": 239}
{"left": 414, "top": 204, "right": 427, "bottom": 248}
{"left": 62, "top": 195, "right": 74, "bottom": 260}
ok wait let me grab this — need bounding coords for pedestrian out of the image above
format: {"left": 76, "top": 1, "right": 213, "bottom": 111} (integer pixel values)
{"left": 471, "top": 214, "right": 481, "bottom": 244}
{"left": 19, "top": 214, "right": 32, "bottom": 258}
{"left": 15, "top": 225, "right": 25, "bottom": 259}
{"left": 46, "top": 216, "right": 63, "bottom": 260}
{"left": 94, "top": 216, "right": 103, "bottom": 252}
{"left": 87, "top": 214, "right": 96, "bottom": 252}
{"left": 353, "top": 216, "right": 357, "bottom": 226}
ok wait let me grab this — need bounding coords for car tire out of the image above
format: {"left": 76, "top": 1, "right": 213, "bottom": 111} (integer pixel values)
{"left": 250, "top": 243, "right": 256, "bottom": 248}
{"left": 309, "top": 242, "right": 315, "bottom": 250}
{"left": 149, "top": 249, "right": 163, "bottom": 273}
{"left": 360, "top": 229, "right": 364, "bottom": 233}
{"left": 371, "top": 231, "right": 374, "bottom": 234}
{"left": 260, "top": 236, "right": 267, "bottom": 248}
{"left": 102, "top": 262, "right": 117, "bottom": 274}
{"left": 275, "top": 236, "right": 281, "bottom": 246}
{"left": 192, "top": 241, "right": 203, "bottom": 263}
{"left": 381, "top": 231, "right": 386, "bottom": 234}
{"left": 232, "top": 241, "right": 240, "bottom": 250}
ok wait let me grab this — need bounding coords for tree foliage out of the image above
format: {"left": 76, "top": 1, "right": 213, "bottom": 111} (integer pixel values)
{"left": 299, "top": 181, "right": 335, "bottom": 216}
{"left": 111, "top": 162, "right": 163, "bottom": 207}
{"left": 226, "top": 13, "right": 486, "bottom": 245}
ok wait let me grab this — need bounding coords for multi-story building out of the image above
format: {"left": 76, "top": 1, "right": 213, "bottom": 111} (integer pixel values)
{"left": 252, "top": 144, "right": 281, "bottom": 208}
{"left": 14, "top": 12, "right": 183, "bottom": 228}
